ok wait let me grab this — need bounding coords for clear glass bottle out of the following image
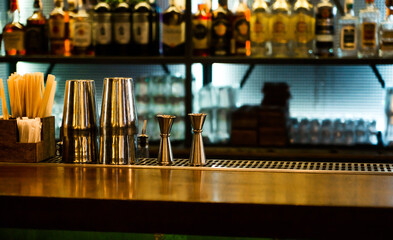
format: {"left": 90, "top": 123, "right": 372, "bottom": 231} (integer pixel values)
{"left": 72, "top": 0, "right": 94, "bottom": 55}
{"left": 358, "top": 0, "right": 380, "bottom": 58}
{"left": 211, "top": 0, "right": 232, "bottom": 56}
{"left": 162, "top": 0, "right": 185, "bottom": 56}
{"left": 338, "top": 0, "right": 358, "bottom": 58}
{"left": 292, "top": 0, "right": 314, "bottom": 57}
{"left": 270, "top": 0, "right": 292, "bottom": 58}
{"left": 314, "top": 0, "right": 335, "bottom": 57}
{"left": 193, "top": 3, "right": 211, "bottom": 56}
{"left": 94, "top": 0, "right": 112, "bottom": 56}
{"left": 231, "top": 0, "right": 251, "bottom": 56}
{"left": 49, "top": 0, "right": 69, "bottom": 55}
{"left": 379, "top": 0, "right": 393, "bottom": 57}
{"left": 25, "top": 0, "right": 48, "bottom": 55}
{"left": 3, "top": 0, "right": 25, "bottom": 56}
{"left": 250, "top": 0, "right": 271, "bottom": 57}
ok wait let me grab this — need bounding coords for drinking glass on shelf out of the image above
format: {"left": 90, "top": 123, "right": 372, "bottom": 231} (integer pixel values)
{"left": 216, "top": 107, "right": 231, "bottom": 143}
{"left": 217, "top": 86, "right": 238, "bottom": 108}
{"left": 135, "top": 76, "right": 149, "bottom": 97}
{"left": 367, "top": 120, "right": 377, "bottom": 145}
{"left": 199, "top": 107, "right": 216, "bottom": 143}
{"left": 298, "top": 118, "right": 310, "bottom": 144}
{"left": 320, "top": 119, "right": 332, "bottom": 145}
{"left": 288, "top": 118, "right": 299, "bottom": 144}
{"left": 355, "top": 119, "right": 367, "bottom": 144}
{"left": 171, "top": 76, "right": 185, "bottom": 98}
{"left": 332, "top": 118, "right": 344, "bottom": 145}
{"left": 198, "top": 85, "right": 218, "bottom": 110}
{"left": 309, "top": 119, "right": 320, "bottom": 145}
{"left": 343, "top": 119, "right": 355, "bottom": 145}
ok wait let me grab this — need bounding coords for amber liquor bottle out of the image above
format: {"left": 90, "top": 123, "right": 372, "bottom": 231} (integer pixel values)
{"left": 72, "top": 0, "right": 94, "bottom": 55}
{"left": 211, "top": 0, "right": 232, "bottom": 56}
{"left": 3, "top": 0, "right": 25, "bottom": 56}
{"left": 231, "top": 0, "right": 251, "bottom": 56}
{"left": 193, "top": 4, "right": 211, "bottom": 56}
{"left": 132, "top": 0, "right": 154, "bottom": 56}
{"left": 94, "top": 0, "right": 112, "bottom": 55}
{"left": 162, "top": 0, "right": 185, "bottom": 56}
{"left": 49, "top": 0, "right": 70, "bottom": 55}
{"left": 25, "top": 0, "right": 48, "bottom": 55}
{"left": 113, "top": 0, "right": 132, "bottom": 55}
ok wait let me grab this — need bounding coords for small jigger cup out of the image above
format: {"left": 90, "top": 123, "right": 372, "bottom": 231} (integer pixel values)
{"left": 157, "top": 115, "right": 176, "bottom": 165}
{"left": 189, "top": 113, "right": 207, "bottom": 166}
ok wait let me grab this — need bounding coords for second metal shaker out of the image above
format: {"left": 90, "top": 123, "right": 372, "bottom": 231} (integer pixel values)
{"left": 99, "top": 77, "right": 138, "bottom": 164}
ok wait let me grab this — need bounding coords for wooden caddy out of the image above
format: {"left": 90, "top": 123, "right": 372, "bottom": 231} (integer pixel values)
{"left": 0, "top": 116, "right": 56, "bottom": 163}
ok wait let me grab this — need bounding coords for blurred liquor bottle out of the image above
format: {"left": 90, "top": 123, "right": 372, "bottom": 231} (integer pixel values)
{"left": 132, "top": 0, "right": 154, "bottom": 55}
{"left": 250, "top": 0, "right": 271, "bottom": 57}
{"left": 338, "top": 0, "right": 357, "bottom": 58}
{"left": 314, "top": 0, "right": 335, "bottom": 57}
{"left": 380, "top": 0, "right": 393, "bottom": 57}
{"left": 231, "top": 0, "right": 251, "bottom": 56}
{"left": 270, "top": 0, "right": 291, "bottom": 57}
{"left": 162, "top": 0, "right": 185, "bottom": 56}
{"left": 192, "top": 3, "right": 211, "bottom": 56}
{"left": 149, "top": 0, "right": 161, "bottom": 55}
{"left": 68, "top": 0, "right": 77, "bottom": 54}
{"left": 94, "top": 0, "right": 113, "bottom": 55}
{"left": 72, "top": 0, "right": 94, "bottom": 55}
{"left": 113, "top": 0, "right": 132, "bottom": 55}
{"left": 25, "top": 0, "right": 48, "bottom": 55}
{"left": 3, "top": 0, "right": 25, "bottom": 56}
{"left": 292, "top": 0, "right": 314, "bottom": 58}
{"left": 358, "top": 0, "right": 380, "bottom": 58}
{"left": 49, "top": 0, "right": 70, "bottom": 55}
{"left": 211, "top": 0, "right": 232, "bottom": 56}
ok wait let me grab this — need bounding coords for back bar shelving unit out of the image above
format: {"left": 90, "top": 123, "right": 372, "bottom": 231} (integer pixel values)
{"left": 1, "top": 0, "right": 392, "bottom": 145}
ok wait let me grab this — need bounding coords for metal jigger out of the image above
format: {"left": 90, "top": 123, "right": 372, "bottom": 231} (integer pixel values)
{"left": 189, "top": 113, "right": 207, "bottom": 166}
{"left": 157, "top": 115, "right": 176, "bottom": 165}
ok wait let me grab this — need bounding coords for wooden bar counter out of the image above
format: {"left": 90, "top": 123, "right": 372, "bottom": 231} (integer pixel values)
{"left": 1, "top": 162, "right": 393, "bottom": 238}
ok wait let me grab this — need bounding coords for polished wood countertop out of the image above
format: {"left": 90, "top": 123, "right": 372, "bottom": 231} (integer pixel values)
{"left": 1, "top": 162, "right": 393, "bottom": 238}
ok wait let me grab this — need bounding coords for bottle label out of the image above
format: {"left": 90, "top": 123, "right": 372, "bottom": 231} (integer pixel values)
{"left": 49, "top": 18, "right": 65, "bottom": 39}
{"left": 73, "top": 21, "right": 92, "bottom": 47}
{"left": 233, "top": 16, "right": 249, "bottom": 43}
{"left": 315, "top": 6, "right": 334, "bottom": 42}
{"left": 96, "top": 22, "right": 112, "bottom": 44}
{"left": 133, "top": 13, "right": 149, "bottom": 45}
{"left": 113, "top": 13, "right": 131, "bottom": 44}
{"left": 250, "top": 13, "right": 268, "bottom": 43}
{"left": 381, "top": 30, "right": 393, "bottom": 50}
{"left": 3, "top": 31, "right": 24, "bottom": 51}
{"left": 192, "top": 19, "right": 209, "bottom": 50}
{"left": 272, "top": 19, "right": 287, "bottom": 42}
{"left": 95, "top": 13, "right": 112, "bottom": 45}
{"left": 162, "top": 22, "right": 185, "bottom": 47}
{"left": 340, "top": 24, "right": 356, "bottom": 50}
{"left": 25, "top": 25, "right": 46, "bottom": 51}
{"left": 213, "top": 20, "right": 227, "bottom": 37}
{"left": 362, "top": 22, "right": 376, "bottom": 48}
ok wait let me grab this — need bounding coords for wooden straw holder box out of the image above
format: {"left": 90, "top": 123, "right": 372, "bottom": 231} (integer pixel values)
{"left": 0, "top": 116, "right": 55, "bottom": 163}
